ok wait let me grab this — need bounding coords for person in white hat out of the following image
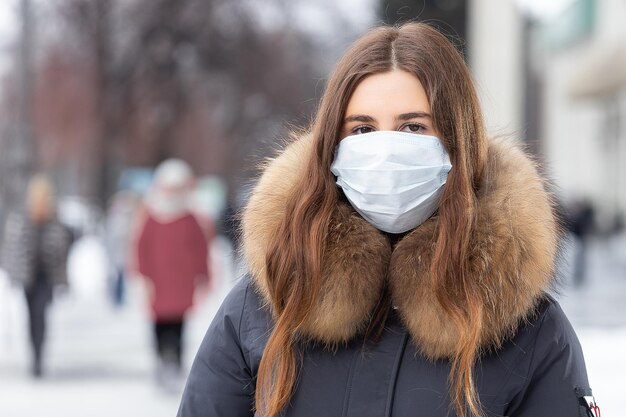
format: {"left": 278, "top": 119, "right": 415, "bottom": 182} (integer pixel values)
{"left": 135, "top": 159, "right": 210, "bottom": 390}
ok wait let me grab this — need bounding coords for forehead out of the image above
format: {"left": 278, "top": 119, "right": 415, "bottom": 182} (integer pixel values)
{"left": 345, "top": 69, "right": 430, "bottom": 115}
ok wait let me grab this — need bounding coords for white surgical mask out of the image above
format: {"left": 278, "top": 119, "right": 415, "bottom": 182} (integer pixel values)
{"left": 330, "top": 131, "right": 452, "bottom": 234}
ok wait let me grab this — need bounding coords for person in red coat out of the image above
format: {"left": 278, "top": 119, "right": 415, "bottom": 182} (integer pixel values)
{"left": 135, "top": 159, "right": 209, "bottom": 385}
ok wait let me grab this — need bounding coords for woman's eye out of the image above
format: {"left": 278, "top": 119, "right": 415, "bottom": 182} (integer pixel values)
{"left": 401, "top": 123, "right": 426, "bottom": 133}
{"left": 351, "top": 125, "right": 374, "bottom": 135}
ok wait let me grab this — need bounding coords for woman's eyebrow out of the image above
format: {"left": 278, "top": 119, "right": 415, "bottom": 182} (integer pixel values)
{"left": 344, "top": 114, "right": 375, "bottom": 123}
{"left": 396, "top": 112, "right": 432, "bottom": 121}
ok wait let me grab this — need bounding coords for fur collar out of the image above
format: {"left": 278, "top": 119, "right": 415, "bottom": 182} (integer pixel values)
{"left": 241, "top": 134, "right": 558, "bottom": 359}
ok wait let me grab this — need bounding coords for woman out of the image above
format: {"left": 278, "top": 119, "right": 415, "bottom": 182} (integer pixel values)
{"left": 2, "top": 175, "right": 70, "bottom": 377}
{"left": 135, "top": 159, "right": 210, "bottom": 388}
{"left": 178, "top": 23, "right": 596, "bottom": 417}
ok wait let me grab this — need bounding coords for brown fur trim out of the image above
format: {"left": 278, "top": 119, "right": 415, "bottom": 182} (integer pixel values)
{"left": 242, "top": 135, "right": 558, "bottom": 357}
{"left": 389, "top": 137, "right": 558, "bottom": 358}
{"left": 302, "top": 202, "right": 391, "bottom": 344}
{"left": 241, "top": 136, "right": 315, "bottom": 308}
{"left": 241, "top": 135, "right": 391, "bottom": 345}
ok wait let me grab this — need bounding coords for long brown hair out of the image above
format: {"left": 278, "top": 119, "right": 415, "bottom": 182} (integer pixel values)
{"left": 255, "top": 23, "right": 488, "bottom": 417}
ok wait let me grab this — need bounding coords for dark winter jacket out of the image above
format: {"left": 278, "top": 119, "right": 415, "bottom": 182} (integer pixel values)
{"left": 178, "top": 135, "right": 595, "bottom": 416}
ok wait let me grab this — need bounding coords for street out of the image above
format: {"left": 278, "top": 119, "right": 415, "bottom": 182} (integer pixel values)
{"left": 0, "top": 236, "right": 236, "bottom": 417}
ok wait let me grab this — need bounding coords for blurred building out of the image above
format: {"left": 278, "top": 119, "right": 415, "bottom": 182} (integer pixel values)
{"left": 537, "top": 0, "right": 626, "bottom": 231}
{"left": 457, "top": 0, "right": 626, "bottom": 231}
{"left": 469, "top": 0, "right": 524, "bottom": 136}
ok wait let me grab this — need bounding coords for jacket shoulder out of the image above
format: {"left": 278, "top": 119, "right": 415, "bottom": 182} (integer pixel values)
{"left": 221, "top": 275, "right": 269, "bottom": 326}
{"left": 501, "top": 294, "right": 592, "bottom": 416}
{"left": 178, "top": 277, "right": 266, "bottom": 417}
{"left": 507, "top": 294, "right": 589, "bottom": 382}
{"left": 529, "top": 295, "right": 587, "bottom": 369}
{"left": 537, "top": 295, "right": 579, "bottom": 335}
{"left": 222, "top": 276, "right": 272, "bottom": 371}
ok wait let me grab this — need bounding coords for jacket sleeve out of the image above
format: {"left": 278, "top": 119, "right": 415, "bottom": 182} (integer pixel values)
{"left": 177, "top": 280, "right": 256, "bottom": 417}
{"left": 505, "top": 299, "right": 593, "bottom": 417}
{"left": 1, "top": 213, "right": 28, "bottom": 286}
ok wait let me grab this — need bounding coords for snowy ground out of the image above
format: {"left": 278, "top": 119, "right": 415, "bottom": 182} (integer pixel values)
{"left": 0, "top": 235, "right": 239, "bottom": 417}
{"left": 0, "top": 232, "right": 624, "bottom": 416}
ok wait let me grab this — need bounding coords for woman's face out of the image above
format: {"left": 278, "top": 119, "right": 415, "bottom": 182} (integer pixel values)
{"left": 29, "top": 193, "right": 52, "bottom": 223}
{"left": 341, "top": 69, "right": 436, "bottom": 138}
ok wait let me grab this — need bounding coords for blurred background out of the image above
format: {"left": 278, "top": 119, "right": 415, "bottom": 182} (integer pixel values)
{"left": 0, "top": 0, "right": 624, "bottom": 415}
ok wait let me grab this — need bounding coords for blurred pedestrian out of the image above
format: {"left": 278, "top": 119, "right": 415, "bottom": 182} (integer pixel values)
{"left": 135, "top": 159, "right": 210, "bottom": 390}
{"left": 568, "top": 199, "right": 595, "bottom": 287}
{"left": 178, "top": 23, "right": 596, "bottom": 417}
{"left": 1, "top": 174, "right": 71, "bottom": 377}
{"left": 105, "top": 190, "right": 140, "bottom": 306}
